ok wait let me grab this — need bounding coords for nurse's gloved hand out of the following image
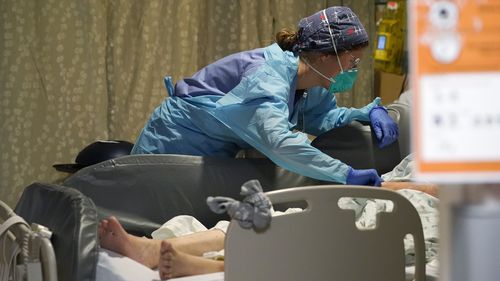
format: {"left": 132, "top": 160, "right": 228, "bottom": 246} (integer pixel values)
{"left": 346, "top": 167, "right": 382, "bottom": 187}
{"left": 369, "top": 106, "right": 399, "bottom": 148}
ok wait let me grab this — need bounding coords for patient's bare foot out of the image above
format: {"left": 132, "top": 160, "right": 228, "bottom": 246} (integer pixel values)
{"left": 99, "top": 216, "right": 161, "bottom": 268}
{"left": 158, "top": 240, "right": 224, "bottom": 280}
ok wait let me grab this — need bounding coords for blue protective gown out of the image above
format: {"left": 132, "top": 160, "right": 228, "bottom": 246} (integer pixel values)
{"left": 132, "top": 43, "right": 380, "bottom": 183}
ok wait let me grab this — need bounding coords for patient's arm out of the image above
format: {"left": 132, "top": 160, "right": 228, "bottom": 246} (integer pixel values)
{"left": 381, "top": 181, "right": 438, "bottom": 198}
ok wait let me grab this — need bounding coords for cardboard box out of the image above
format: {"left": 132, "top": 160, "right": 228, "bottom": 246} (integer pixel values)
{"left": 375, "top": 71, "right": 407, "bottom": 105}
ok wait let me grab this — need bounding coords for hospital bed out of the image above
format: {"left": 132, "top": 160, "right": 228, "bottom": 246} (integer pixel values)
{"left": 7, "top": 96, "right": 422, "bottom": 280}
{"left": 12, "top": 178, "right": 426, "bottom": 281}
{"left": 13, "top": 167, "right": 428, "bottom": 281}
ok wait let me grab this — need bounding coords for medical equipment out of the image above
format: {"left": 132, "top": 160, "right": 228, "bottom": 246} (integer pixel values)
{"left": 0, "top": 201, "right": 57, "bottom": 281}
{"left": 374, "top": 0, "right": 406, "bottom": 74}
{"left": 452, "top": 198, "right": 500, "bottom": 281}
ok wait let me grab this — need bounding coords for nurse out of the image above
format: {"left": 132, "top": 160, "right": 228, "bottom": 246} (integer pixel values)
{"left": 131, "top": 6, "right": 398, "bottom": 186}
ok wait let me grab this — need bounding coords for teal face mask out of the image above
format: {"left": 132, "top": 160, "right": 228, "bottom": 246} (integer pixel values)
{"left": 303, "top": 60, "right": 359, "bottom": 94}
{"left": 328, "top": 68, "right": 358, "bottom": 93}
{"left": 304, "top": 9, "right": 359, "bottom": 94}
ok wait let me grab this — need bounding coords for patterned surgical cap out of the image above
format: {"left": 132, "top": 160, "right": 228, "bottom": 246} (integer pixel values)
{"left": 294, "top": 6, "right": 368, "bottom": 53}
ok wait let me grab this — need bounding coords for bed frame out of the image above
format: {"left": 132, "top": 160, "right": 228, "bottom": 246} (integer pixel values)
{"left": 0, "top": 200, "right": 58, "bottom": 281}
{"left": 225, "top": 185, "right": 426, "bottom": 281}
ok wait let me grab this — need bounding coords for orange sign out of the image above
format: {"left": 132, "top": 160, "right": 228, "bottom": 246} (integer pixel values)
{"left": 411, "top": 0, "right": 500, "bottom": 182}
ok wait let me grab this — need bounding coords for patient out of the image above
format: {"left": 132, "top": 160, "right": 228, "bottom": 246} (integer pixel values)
{"left": 99, "top": 179, "right": 437, "bottom": 280}
{"left": 99, "top": 216, "right": 224, "bottom": 280}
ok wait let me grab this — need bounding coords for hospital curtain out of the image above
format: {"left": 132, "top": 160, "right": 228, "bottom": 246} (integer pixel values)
{"left": 0, "top": 0, "right": 375, "bottom": 207}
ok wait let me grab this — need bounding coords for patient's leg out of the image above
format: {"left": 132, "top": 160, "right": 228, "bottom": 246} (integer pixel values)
{"left": 99, "top": 216, "right": 225, "bottom": 269}
{"left": 99, "top": 216, "right": 161, "bottom": 268}
{"left": 167, "top": 227, "right": 225, "bottom": 256}
{"left": 159, "top": 240, "right": 224, "bottom": 280}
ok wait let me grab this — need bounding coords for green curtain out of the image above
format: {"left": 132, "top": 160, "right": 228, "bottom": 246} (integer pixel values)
{"left": 0, "top": 0, "right": 375, "bottom": 207}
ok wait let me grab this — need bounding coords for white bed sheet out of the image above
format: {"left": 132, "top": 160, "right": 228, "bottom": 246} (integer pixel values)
{"left": 97, "top": 248, "right": 438, "bottom": 281}
{"left": 96, "top": 249, "right": 224, "bottom": 281}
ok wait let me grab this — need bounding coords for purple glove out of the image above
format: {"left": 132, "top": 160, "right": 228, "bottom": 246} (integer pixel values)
{"left": 346, "top": 167, "right": 382, "bottom": 187}
{"left": 369, "top": 106, "right": 399, "bottom": 148}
